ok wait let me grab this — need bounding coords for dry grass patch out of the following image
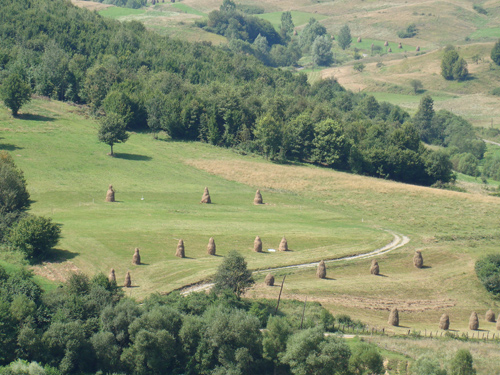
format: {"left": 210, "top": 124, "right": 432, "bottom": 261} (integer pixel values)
{"left": 71, "top": 0, "right": 112, "bottom": 11}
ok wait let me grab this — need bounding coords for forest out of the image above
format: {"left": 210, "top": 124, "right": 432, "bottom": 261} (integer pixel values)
{"left": 0, "top": 0, "right": 486, "bottom": 186}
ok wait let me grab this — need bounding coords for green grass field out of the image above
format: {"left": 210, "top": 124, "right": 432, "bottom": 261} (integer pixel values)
{"left": 256, "top": 11, "right": 328, "bottom": 30}
{"left": 98, "top": 7, "right": 146, "bottom": 19}
{"left": 172, "top": 3, "right": 206, "bottom": 16}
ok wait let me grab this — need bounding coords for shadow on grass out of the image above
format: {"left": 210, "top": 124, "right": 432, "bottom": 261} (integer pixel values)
{"left": 42, "top": 248, "right": 79, "bottom": 263}
{"left": 114, "top": 153, "right": 152, "bottom": 161}
{"left": 0, "top": 143, "right": 23, "bottom": 151}
{"left": 376, "top": 274, "right": 389, "bottom": 277}
{"left": 323, "top": 277, "right": 336, "bottom": 280}
{"left": 16, "top": 113, "right": 56, "bottom": 122}
{"left": 421, "top": 265, "right": 432, "bottom": 269}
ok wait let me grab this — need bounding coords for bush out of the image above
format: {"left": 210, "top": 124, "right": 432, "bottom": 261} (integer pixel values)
{"left": 491, "top": 40, "right": 500, "bottom": 66}
{"left": 473, "top": 4, "right": 487, "bottom": 14}
{"left": 7, "top": 215, "right": 61, "bottom": 263}
{"left": 475, "top": 254, "right": 500, "bottom": 296}
{"left": 353, "top": 62, "right": 365, "bottom": 72}
{"left": 397, "top": 24, "right": 418, "bottom": 38}
{"left": 491, "top": 87, "right": 500, "bottom": 96}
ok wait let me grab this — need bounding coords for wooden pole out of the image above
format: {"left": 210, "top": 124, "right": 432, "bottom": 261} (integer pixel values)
{"left": 274, "top": 275, "right": 286, "bottom": 314}
{"left": 300, "top": 296, "right": 308, "bottom": 329}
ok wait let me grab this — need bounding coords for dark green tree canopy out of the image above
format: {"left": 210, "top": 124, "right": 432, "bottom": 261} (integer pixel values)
{"left": 97, "top": 112, "right": 130, "bottom": 156}
{"left": 337, "top": 24, "right": 352, "bottom": 50}
{"left": 1, "top": 73, "right": 32, "bottom": 116}
{"left": 491, "top": 39, "right": 500, "bottom": 65}
{"left": 312, "top": 35, "right": 333, "bottom": 66}
{"left": 213, "top": 251, "right": 254, "bottom": 297}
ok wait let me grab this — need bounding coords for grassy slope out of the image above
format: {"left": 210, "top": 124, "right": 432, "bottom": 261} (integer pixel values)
{"left": 0, "top": 99, "right": 388, "bottom": 297}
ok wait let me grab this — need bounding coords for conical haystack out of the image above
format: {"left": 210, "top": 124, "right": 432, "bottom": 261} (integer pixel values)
{"left": 439, "top": 314, "right": 450, "bottom": 330}
{"left": 497, "top": 314, "right": 500, "bottom": 330}
{"left": 124, "top": 271, "right": 131, "bottom": 288}
{"left": 200, "top": 187, "right": 211, "bottom": 204}
{"left": 486, "top": 309, "right": 495, "bottom": 322}
{"left": 317, "top": 260, "right": 327, "bottom": 279}
{"left": 388, "top": 47, "right": 392, "bottom": 53}
{"left": 413, "top": 250, "right": 423, "bottom": 268}
{"left": 132, "top": 248, "right": 141, "bottom": 265}
{"left": 357, "top": 37, "right": 362, "bottom": 42}
{"left": 370, "top": 259, "right": 379, "bottom": 275}
{"left": 109, "top": 268, "right": 116, "bottom": 284}
{"left": 105, "top": 185, "right": 115, "bottom": 202}
{"left": 416, "top": 46, "right": 420, "bottom": 51}
{"left": 388, "top": 307, "right": 399, "bottom": 326}
{"left": 207, "top": 237, "right": 216, "bottom": 255}
{"left": 384, "top": 41, "right": 388, "bottom": 46}
{"left": 469, "top": 312, "right": 479, "bottom": 330}
{"left": 254, "top": 236, "right": 262, "bottom": 252}
{"left": 279, "top": 237, "right": 288, "bottom": 252}
{"left": 265, "top": 273, "right": 274, "bottom": 286}
{"left": 398, "top": 42, "right": 402, "bottom": 48}
{"left": 176, "top": 239, "right": 185, "bottom": 258}
{"left": 254, "top": 190, "right": 263, "bottom": 205}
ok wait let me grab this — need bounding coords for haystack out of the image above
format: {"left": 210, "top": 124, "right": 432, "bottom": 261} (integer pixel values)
{"left": 317, "top": 260, "right": 327, "bottom": 279}
{"left": 497, "top": 315, "right": 500, "bottom": 330}
{"left": 388, "top": 307, "right": 399, "bottom": 326}
{"left": 370, "top": 259, "right": 379, "bottom": 275}
{"left": 388, "top": 47, "right": 392, "bottom": 53}
{"left": 254, "top": 190, "right": 263, "bottom": 205}
{"left": 398, "top": 42, "right": 402, "bottom": 48}
{"left": 265, "top": 273, "right": 274, "bottom": 286}
{"left": 176, "top": 239, "right": 185, "bottom": 258}
{"left": 486, "top": 309, "right": 495, "bottom": 322}
{"left": 200, "top": 187, "right": 211, "bottom": 204}
{"left": 293, "top": 29, "right": 297, "bottom": 36}
{"left": 469, "top": 312, "right": 479, "bottom": 330}
{"left": 357, "top": 37, "right": 362, "bottom": 42}
{"left": 413, "top": 250, "right": 423, "bottom": 268}
{"left": 254, "top": 236, "right": 262, "bottom": 252}
{"left": 416, "top": 46, "right": 420, "bottom": 51}
{"left": 439, "top": 314, "right": 450, "bottom": 330}
{"left": 124, "top": 271, "right": 131, "bottom": 287}
{"left": 105, "top": 185, "right": 115, "bottom": 202}
{"left": 331, "top": 35, "right": 335, "bottom": 40}
{"left": 207, "top": 237, "right": 216, "bottom": 255}
{"left": 132, "top": 248, "right": 141, "bottom": 265}
{"left": 109, "top": 268, "right": 116, "bottom": 284}
{"left": 384, "top": 41, "right": 388, "bottom": 46}
{"left": 279, "top": 237, "right": 288, "bottom": 252}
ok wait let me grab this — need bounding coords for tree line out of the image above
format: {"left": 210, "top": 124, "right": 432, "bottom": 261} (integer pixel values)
{"left": 0, "top": 0, "right": 488, "bottom": 186}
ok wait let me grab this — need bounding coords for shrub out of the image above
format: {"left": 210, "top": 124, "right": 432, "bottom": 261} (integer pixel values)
{"left": 397, "top": 24, "right": 418, "bottom": 38}
{"left": 7, "top": 215, "right": 61, "bottom": 263}
{"left": 473, "top": 4, "right": 487, "bottom": 14}
{"left": 491, "top": 87, "right": 500, "bottom": 96}
{"left": 475, "top": 254, "right": 500, "bottom": 296}
{"left": 491, "top": 40, "right": 500, "bottom": 66}
{"left": 353, "top": 62, "right": 365, "bottom": 72}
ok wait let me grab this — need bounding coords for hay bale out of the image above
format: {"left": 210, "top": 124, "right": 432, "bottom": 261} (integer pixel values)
{"left": 486, "top": 309, "right": 496, "bottom": 322}
{"left": 331, "top": 35, "right": 335, "bottom": 40}
{"left": 207, "top": 237, "right": 216, "bottom": 255}
{"left": 264, "top": 273, "right": 274, "bottom": 286}
{"left": 416, "top": 46, "right": 420, "bottom": 51}
{"left": 293, "top": 29, "right": 297, "bottom": 36}
{"left": 370, "top": 259, "right": 379, "bottom": 275}
{"left": 279, "top": 236, "right": 288, "bottom": 252}
{"left": 413, "top": 250, "right": 423, "bottom": 268}
{"left": 254, "top": 236, "right": 262, "bottom": 252}
{"left": 124, "top": 271, "right": 131, "bottom": 287}
{"left": 388, "top": 47, "right": 392, "bottom": 53}
{"left": 132, "top": 248, "right": 141, "bottom": 265}
{"left": 254, "top": 189, "right": 263, "bottom": 205}
{"left": 317, "top": 260, "right": 327, "bottom": 279}
{"left": 388, "top": 307, "right": 399, "bottom": 326}
{"left": 357, "top": 37, "right": 362, "bottom": 42}
{"left": 105, "top": 185, "right": 115, "bottom": 202}
{"left": 384, "top": 41, "right": 388, "bottom": 46}
{"left": 439, "top": 314, "right": 450, "bottom": 330}
{"left": 200, "top": 187, "right": 211, "bottom": 204}
{"left": 176, "top": 239, "right": 185, "bottom": 258}
{"left": 109, "top": 268, "right": 116, "bottom": 283}
{"left": 398, "top": 42, "right": 402, "bottom": 49}
{"left": 469, "top": 312, "right": 479, "bottom": 330}
{"left": 497, "top": 315, "right": 500, "bottom": 330}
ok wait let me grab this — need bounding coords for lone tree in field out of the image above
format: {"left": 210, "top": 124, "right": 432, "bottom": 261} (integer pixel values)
{"left": 317, "top": 260, "right": 327, "bottom": 279}
{"left": 337, "top": 25, "right": 352, "bottom": 50}
{"left": 124, "top": 271, "right": 131, "bottom": 287}
{"left": 132, "top": 248, "right": 141, "bottom": 265}
{"left": 97, "top": 112, "right": 129, "bottom": 156}
{"left": 439, "top": 314, "right": 450, "bottom": 330}
{"left": 370, "top": 259, "right": 379, "bottom": 275}
{"left": 485, "top": 309, "right": 495, "bottom": 322}
{"left": 176, "top": 239, "right": 185, "bottom": 258}
{"left": 469, "top": 312, "right": 479, "bottom": 330}
{"left": 388, "top": 307, "right": 399, "bottom": 326}
{"left": 449, "top": 349, "right": 476, "bottom": 375}
{"left": 109, "top": 268, "right": 116, "bottom": 284}
{"left": 207, "top": 237, "right": 216, "bottom": 255}
{"left": 200, "top": 187, "right": 211, "bottom": 203}
{"left": 254, "top": 190, "right": 263, "bottom": 204}
{"left": 254, "top": 236, "right": 262, "bottom": 252}
{"left": 409, "top": 79, "right": 423, "bottom": 94}
{"left": 413, "top": 250, "right": 424, "bottom": 268}
{"left": 491, "top": 39, "right": 500, "bottom": 65}
{"left": 279, "top": 236, "right": 288, "bottom": 251}
{"left": 0, "top": 73, "right": 32, "bottom": 116}
{"left": 105, "top": 185, "right": 115, "bottom": 202}
{"left": 213, "top": 250, "right": 253, "bottom": 297}
{"left": 265, "top": 273, "right": 275, "bottom": 286}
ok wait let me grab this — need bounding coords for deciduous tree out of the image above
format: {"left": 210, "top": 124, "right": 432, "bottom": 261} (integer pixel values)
{"left": 1, "top": 73, "right": 32, "bottom": 116}
{"left": 97, "top": 112, "right": 129, "bottom": 156}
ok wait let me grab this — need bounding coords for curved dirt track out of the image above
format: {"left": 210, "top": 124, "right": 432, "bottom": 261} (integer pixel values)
{"left": 180, "top": 231, "right": 410, "bottom": 295}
